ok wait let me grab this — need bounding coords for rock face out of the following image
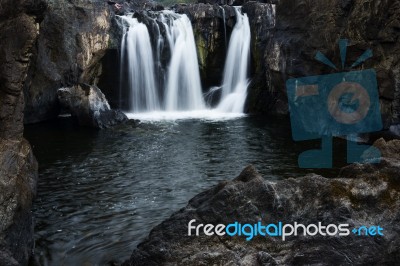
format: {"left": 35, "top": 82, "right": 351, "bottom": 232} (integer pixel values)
{"left": 244, "top": 0, "right": 400, "bottom": 128}
{"left": 125, "top": 139, "right": 400, "bottom": 265}
{"left": 0, "top": 140, "right": 38, "bottom": 266}
{"left": 0, "top": 0, "right": 43, "bottom": 264}
{"left": 57, "top": 84, "right": 128, "bottom": 129}
{"left": 24, "top": 0, "right": 112, "bottom": 124}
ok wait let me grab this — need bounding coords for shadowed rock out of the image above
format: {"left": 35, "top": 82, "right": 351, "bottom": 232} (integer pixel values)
{"left": 57, "top": 84, "right": 128, "bottom": 129}
{"left": 125, "top": 139, "right": 400, "bottom": 265}
{"left": 0, "top": 0, "right": 44, "bottom": 264}
{"left": 244, "top": 0, "right": 400, "bottom": 128}
{"left": 23, "top": 0, "right": 112, "bottom": 124}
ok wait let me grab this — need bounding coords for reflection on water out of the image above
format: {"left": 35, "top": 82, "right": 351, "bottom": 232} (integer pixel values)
{"left": 25, "top": 116, "right": 341, "bottom": 265}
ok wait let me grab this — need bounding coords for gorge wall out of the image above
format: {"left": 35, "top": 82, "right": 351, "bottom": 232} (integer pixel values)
{"left": 0, "top": 0, "right": 43, "bottom": 264}
{"left": 0, "top": 0, "right": 120, "bottom": 263}
{"left": 23, "top": 0, "right": 113, "bottom": 124}
{"left": 20, "top": 0, "right": 400, "bottom": 130}
{"left": 245, "top": 0, "right": 400, "bottom": 129}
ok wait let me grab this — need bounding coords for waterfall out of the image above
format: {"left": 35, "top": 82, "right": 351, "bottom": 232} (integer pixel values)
{"left": 163, "top": 12, "right": 206, "bottom": 111}
{"left": 219, "top": 6, "right": 227, "bottom": 48}
{"left": 217, "top": 7, "right": 251, "bottom": 113}
{"left": 120, "top": 16, "right": 160, "bottom": 112}
{"left": 119, "top": 7, "right": 252, "bottom": 119}
{"left": 119, "top": 12, "right": 205, "bottom": 113}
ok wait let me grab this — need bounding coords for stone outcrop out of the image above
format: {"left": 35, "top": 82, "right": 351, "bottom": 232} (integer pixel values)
{"left": 57, "top": 84, "right": 128, "bottom": 129}
{"left": 174, "top": 1, "right": 400, "bottom": 129}
{"left": 244, "top": 0, "right": 400, "bottom": 128}
{"left": 125, "top": 138, "right": 400, "bottom": 265}
{"left": 0, "top": 139, "right": 38, "bottom": 266}
{"left": 24, "top": 0, "right": 113, "bottom": 124}
{"left": 0, "top": 0, "right": 44, "bottom": 264}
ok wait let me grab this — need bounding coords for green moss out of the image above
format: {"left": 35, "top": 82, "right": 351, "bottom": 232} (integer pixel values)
{"left": 195, "top": 33, "right": 207, "bottom": 70}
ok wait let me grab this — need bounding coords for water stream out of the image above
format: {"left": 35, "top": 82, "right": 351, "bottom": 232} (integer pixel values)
{"left": 217, "top": 7, "right": 251, "bottom": 113}
{"left": 120, "top": 16, "right": 160, "bottom": 112}
{"left": 163, "top": 12, "right": 206, "bottom": 111}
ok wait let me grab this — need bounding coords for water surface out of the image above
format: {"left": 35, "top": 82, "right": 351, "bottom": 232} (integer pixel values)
{"left": 25, "top": 115, "right": 339, "bottom": 265}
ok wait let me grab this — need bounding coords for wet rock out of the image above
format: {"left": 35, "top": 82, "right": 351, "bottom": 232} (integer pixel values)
{"left": 389, "top": 124, "right": 400, "bottom": 137}
{"left": 0, "top": 139, "right": 38, "bottom": 266}
{"left": 244, "top": 0, "right": 400, "bottom": 126}
{"left": 0, "top": 0, "right": 43, "bottom": 264}
{"left": 24, "top": 0, "right": 112, "bottom": 124}
{"left": 57, "top": 84, "right": 128, "bottom": 129}
{"left": 125, "top": 139, "right": 400, "bottom": 265}
{"left": 0, "top": 12, "right": 39, "bottom": 140}
{"left": 242, "top": 2, "right": 278, "bottom": 113}
{"left": 197, "top": 0, "right": 246, "bottom": 5}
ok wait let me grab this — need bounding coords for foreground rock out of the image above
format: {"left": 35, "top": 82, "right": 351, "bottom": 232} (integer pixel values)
{"left": 125, "top": 139, "right": 400, "bottom": 265}
{"left": 0, "top": 0, "right": 43, "bottom": 264}
{"left": 57, "top": 84, "right": 128, "bottom": 129}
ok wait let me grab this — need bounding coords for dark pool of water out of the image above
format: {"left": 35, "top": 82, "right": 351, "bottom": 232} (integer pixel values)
{"left": 25, "top": 115, "right": 342, "bottom": 265}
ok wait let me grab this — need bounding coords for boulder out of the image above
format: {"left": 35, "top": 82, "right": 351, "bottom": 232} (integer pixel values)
{"left": 57, "top": 84, "right": 128, "bottom": 129}
{"left": 125, "top": 139, "right": 400, "bottom": 265}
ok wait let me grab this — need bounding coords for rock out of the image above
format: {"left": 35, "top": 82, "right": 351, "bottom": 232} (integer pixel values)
{"left": 57, "top": 84, "right": 128, "bottom": 129}
{"left": 0, "top": 139, "right": 38, "bottom": 266}
{"left": 174, "top": 4, "right": 237, "bottom": 89}
{"left": 0, "top": 0, "right": 43, "bottom": 264}
{"left": 389, "top": 124, "right": 400, "bottom": 137}
{"left": 0, "top": 12, "right": 39, "bottom": 140}
{"left": 243, "top": 0, "right": 400, "bottom": 126}
{"left": 24, "top": 0, "right": 112, "bottom": 124}
{"left": 242, "top": 2, "right": 278, "bottom": 113}
{"left": 197, "top": 0, "right": 245, "bottom": 6}
{"left": 125, "top": 140, "right": 400, "bottom": 265}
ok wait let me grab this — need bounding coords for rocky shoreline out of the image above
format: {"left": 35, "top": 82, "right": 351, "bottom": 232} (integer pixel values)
{"left": 125, "top": 138, "right": 400, "bottom": 265}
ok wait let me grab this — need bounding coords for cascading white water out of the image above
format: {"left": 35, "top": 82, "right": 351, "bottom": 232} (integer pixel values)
{"left": 119, "top": 7, "right": 253, "bottom": 119}
{"left": 163, "top": 12, "right": 206, "bottom": 111}
{"left": 219, "top": 6, "right": 227, "bottom": 48}
{"left": 120, "top": 16, "right": 160, "bottom": 112}
{"left": 120, "top": 12, "right": 205, "bottom": 113}
{"left": 217, "top": 7, "right": 251, "bottom": 113}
